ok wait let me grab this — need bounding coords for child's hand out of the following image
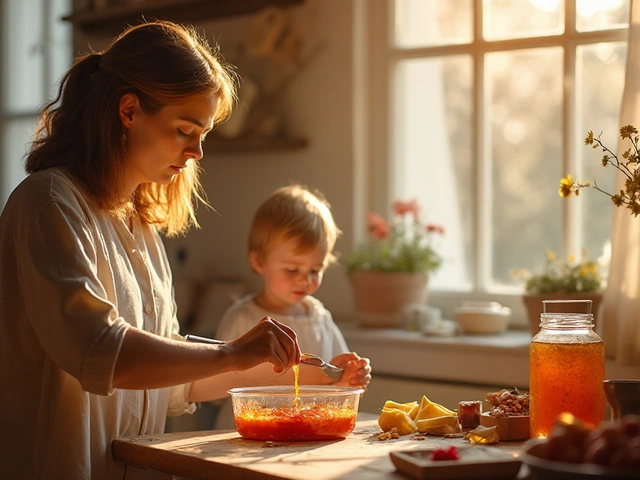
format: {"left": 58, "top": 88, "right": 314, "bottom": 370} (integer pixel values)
{"left": 331, "top": 352, "right": 372, "bottom": 390}
{"left": 227, "top": 317, "right": 301, "bottom": 373}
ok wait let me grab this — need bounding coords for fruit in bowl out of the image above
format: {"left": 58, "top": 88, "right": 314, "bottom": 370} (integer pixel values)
{"left": 228, "top": 385, "right": 364, "bottom": 441}
{"left": 521, "top": 412, "right": 640, "bottom": 478}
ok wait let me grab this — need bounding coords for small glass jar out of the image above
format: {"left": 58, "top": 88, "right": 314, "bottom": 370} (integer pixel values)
{"left": 529, "top": 300, "right": 605, "bottom": 438}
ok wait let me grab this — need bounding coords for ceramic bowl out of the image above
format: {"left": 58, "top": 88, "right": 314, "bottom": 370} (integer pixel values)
{"left": 603, "top": 379, "right": 640, "bottom": 421}
{"left": 453, "top": 302, "right": 511, "bottom": 334}
{"left": 521, "top": 438, "right": 639, "bottom": 480}
{"left": 227, "top": 385, "right": 364, "bottom": 441}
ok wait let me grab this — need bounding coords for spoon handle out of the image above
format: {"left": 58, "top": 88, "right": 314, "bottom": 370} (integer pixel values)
{"left": 184, "top": 334, "right": 225, "bottom": 345}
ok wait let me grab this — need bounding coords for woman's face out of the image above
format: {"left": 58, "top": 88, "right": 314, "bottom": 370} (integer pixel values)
{"left": 119, "top": 92, "right": 219, "bottom": 194}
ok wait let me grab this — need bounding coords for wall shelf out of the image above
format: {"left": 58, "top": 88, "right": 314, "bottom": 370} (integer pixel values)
{"left": 65, "top": 0, "right": 309, "bottom": 154}
{"left": 64, "top": 0, "right": 304, "bottom": 33}
{"left": 204, "top": 135, "right": 308, "bottom": 154}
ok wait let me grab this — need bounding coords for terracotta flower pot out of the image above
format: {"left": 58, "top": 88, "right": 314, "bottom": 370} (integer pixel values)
{"left": 348, "top": 271, "right": 429, "bottom": 328}
{"left": 522, "top": 291, "right": 603, "bottom": 336}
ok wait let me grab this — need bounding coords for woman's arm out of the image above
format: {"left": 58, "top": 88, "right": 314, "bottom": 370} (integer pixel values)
{"left": 187, "top": 360, "right": 332, "bottom": 402}
{"left": 112, "top": 317, "right": 299, "bottom": 390}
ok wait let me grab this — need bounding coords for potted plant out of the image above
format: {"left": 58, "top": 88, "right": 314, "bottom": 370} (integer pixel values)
{"left": 513, "top": 250, "right": 604, "bottom": 336}
{"left": 343, "top": 199, "right": 445, "bottom": 327}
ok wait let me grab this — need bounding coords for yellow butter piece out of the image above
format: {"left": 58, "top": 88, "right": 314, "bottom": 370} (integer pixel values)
{"left": 414, "top": 395, "right": 457, "bottom": 422}
{"left": 382, "top": 400, "right": 419, "bottom": 420}
{"left": 464, "top": 425, "right": 499, "bottom": 444}
{"left": 378, "top": 407, "right": 417, "bottom": 434}
{"left": 415, "top": 414, "right": 460, "bottom": 434}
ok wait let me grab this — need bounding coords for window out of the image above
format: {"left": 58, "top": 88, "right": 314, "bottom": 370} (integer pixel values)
{"left": 370, "top": 0, "right": 629, "bottom": 318}
{"left": 0, "top": 0, "right": 71, "bottom": 209}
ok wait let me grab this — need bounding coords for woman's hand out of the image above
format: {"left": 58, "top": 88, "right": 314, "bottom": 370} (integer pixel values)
{"left": 225, "top": 317, "right": 301, "bottom": 373}
{"left": 330, "top": 352, "right": 372, "bottom": 390}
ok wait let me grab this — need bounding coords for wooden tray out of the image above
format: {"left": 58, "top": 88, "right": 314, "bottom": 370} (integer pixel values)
{"left": 480, "top": 412, "right": 530, "bottom": 441}
{"left": 390, "top": 446, "right": 522, "bottom": 480}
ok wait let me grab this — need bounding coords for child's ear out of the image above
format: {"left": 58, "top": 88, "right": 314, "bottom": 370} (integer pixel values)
{"left": 249, "top": 251, "right": 264, "bottom": 275}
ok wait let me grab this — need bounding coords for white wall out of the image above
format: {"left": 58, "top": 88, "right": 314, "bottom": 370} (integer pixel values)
{"left": 163, "top": 0, "right": 362, "bottom": 327}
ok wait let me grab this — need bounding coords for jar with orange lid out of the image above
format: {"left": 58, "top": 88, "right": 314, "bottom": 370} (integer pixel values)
{"left": 529, "top": 299, "right": 605, "bottom": 438}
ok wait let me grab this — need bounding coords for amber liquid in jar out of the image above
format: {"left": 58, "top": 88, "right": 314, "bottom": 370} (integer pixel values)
{"left": 529, "top": 301, "right": 605, "bottom": 438}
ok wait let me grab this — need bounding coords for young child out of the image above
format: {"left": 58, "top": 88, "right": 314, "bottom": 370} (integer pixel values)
{"left": 213, "top": 184, "right": 372, "bottom": 428}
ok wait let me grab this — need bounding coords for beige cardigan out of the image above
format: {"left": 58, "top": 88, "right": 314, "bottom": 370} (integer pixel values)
{"left": 0, "top": 168, "right": 193, "bottom": 479}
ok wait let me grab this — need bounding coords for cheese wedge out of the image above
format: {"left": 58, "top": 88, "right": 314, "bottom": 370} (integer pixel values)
{"left": 414, "top": 395, "right": 457, "bottom": 421}
{"left": 382, "top": 400, "right": 419, "bottom": 420}
{"left": 378, "top": 407, "right": 417, "bottom": 434}
{"left": 415, "top": 415, "right": 460, "bottom": 434}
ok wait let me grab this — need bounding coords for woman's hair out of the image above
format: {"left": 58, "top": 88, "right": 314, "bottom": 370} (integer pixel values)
{"left": 26, "top": 20, "right": 237, "bottom": 237}
{"left": 248, "top": 185, "right": 342, "bottom": 266}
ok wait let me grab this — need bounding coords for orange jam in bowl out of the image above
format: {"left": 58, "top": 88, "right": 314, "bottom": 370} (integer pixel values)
{"left": 227, "top": 386, "right": 364, "bottom": 441}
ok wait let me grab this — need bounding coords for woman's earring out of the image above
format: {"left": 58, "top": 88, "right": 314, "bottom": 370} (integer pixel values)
{"left": 121, "top": 132, "right": 127, "bottom": 147}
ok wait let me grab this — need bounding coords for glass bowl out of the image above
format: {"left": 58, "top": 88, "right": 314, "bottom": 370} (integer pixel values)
{"left": 227, "top": 385, "right": 364, "bottom": 441}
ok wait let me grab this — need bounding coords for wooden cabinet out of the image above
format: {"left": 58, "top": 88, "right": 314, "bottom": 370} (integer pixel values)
{"left": 64, "top": 0, "right": 308, "bottom": 154}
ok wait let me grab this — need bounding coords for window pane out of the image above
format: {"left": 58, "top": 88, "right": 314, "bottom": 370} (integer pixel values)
{"left": 393, "top": 55, "right": 474, "bottom": 291}
{"left": 1, "top": 118, "right": 36, "bottom": 209}
{"left": 484, "top": 0, "right": 564, "bottom": 41}
{"left": 48, "top": 0, "right": 73, "bottom": 98}
{"left": 576, "top": 0, "right": 630, "bottom": 32}
{"left": 2, "top": 0, "right": 44, "bottom": 112}
{"left": 576, "top": 42, "right": 626, "bottom": 262}
{"left": 487, "top": 47, "right": 563, "bottom": 287}
{"left": 394, "top": 0, "right": 473, "bottom": 48}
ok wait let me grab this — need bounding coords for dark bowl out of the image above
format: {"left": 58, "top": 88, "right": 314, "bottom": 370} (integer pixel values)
{"left": 521, "top": 438, "right": 640, "bottom": 480}
{"left": 603, "top": 380, "right": 640, "bottom": 421}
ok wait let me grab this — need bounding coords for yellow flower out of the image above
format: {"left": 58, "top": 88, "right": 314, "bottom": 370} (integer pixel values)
{"left": 584, "top": 131, "right": 594, "bottom": 145}
{"left": 559, "top": 175, "right": 575, "bottom": 198}
{"left": 620, "top": 125, "right": 638, "bottom": 139}
{"left": 515, "top": 250, "right": 603, "bottom": 294}
{"left": 629, "top": 201, "right": 640, "bottom": 217}
{"left": 612, "top": 193, "right": 624, "bottom": 207}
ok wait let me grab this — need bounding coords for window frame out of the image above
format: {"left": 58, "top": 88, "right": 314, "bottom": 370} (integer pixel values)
{"left": 0, "top": 0, "right": 71, "bottom": 209}
{"left": 364, "top": 1, "right": 629, "bottom": 325}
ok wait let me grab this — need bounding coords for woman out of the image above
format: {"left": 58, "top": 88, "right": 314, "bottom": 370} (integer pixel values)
{"left": 0, "top": 21, "right": 300, "bottom": 479}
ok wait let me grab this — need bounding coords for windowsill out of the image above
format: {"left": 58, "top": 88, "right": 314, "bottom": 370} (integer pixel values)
{"left": 340, "top": 323, "right": 640, "bottom": 390}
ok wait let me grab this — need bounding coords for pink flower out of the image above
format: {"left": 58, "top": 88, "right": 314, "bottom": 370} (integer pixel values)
{"left": 393, "top": 199, "right": 420, "bottom": 221}
{"left": 427, "top": 224, "right": 445, "bottom": 235}
{"left": 366, "top": 213, "right": 389, "bottom": 239}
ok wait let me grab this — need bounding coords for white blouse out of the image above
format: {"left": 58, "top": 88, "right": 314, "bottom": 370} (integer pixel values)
{"left": 0, "top": 168, "right": 193, "bottom": 479}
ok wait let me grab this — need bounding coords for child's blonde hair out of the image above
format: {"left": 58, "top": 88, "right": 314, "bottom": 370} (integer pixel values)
{"left": 248, "top": 185, "right": 341, "bottom": 266}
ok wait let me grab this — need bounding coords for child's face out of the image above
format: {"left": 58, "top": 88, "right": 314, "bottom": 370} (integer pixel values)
{"left": 251, "top": 237, "right": 329, "bottom": 313}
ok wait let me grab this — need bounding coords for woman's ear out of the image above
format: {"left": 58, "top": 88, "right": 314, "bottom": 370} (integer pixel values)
{"left": 249, "top": 251, "right": 264, "bottom": 275}
{"left": 118, "top": 93, "right": 139, "bottom": 128}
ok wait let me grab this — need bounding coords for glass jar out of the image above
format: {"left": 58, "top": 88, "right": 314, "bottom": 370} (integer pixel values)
{"left": 529, "top": 300, "right": 605, "bottom": 438}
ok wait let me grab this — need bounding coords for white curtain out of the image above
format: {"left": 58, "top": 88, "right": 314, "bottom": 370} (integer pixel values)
{"left": 600, "top": 0, "right": 640, "bottom": 365}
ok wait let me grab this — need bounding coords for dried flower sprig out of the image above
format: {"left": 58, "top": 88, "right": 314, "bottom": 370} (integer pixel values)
{"left": 559, "top": 125, "right": 640, "bottom": 216}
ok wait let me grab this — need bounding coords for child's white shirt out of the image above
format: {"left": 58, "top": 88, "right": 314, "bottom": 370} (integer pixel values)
{"left": 216, "top": 293, "right": 349, "bottom": 358}
{"left": 213, "top": 293, "right": 350, "bottom": 429}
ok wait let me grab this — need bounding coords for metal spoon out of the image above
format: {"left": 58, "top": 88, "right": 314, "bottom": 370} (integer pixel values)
{"left": 184, "top": 335, "right": 344, "bottom": 379}
{"left": 299, "top": 353, "right": 344, "bottom": 379}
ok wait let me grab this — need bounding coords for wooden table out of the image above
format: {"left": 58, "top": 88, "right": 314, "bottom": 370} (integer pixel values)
{"left": 112, "top": 414, "right": 528, "bottom": 479}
